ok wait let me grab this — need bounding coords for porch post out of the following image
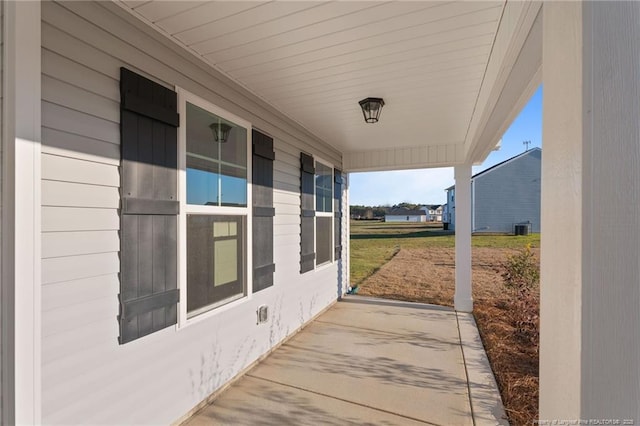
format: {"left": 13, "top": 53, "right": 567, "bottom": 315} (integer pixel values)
{"left": 2, "top": 1, "right": 42, "bottom": 424}
{"left": 454, "top": 164, "right": 472, "bottom": 312}
{"left": 540, "top": 2, "right": 583, "bottom": 418}
{"left": 541, "top": 1, "right": 640, "bottom": 421}
{"left": 342, "top": 173, "right": 350, "bottom": 297}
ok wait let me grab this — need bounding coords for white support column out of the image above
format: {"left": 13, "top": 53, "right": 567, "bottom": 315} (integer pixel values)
{"left": 342, "top": 173, "right": 350, "bottom": 297}
{"left": 454, "top": 164, "right": 472, "bottom": 312}
{"left": 540, "top": 2, "right": 584, "bottom": 419}
{"left": 541, "top": 1, "right": 640, "bottom": 421}
{"left": 2, "top": 1, "right": 42, "bottom": 424}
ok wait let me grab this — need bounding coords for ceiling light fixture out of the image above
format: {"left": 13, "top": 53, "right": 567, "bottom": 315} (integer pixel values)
{"left": 358, "top": 97, "right": 385, "bottom": 123}
{"left": 209, "top": 121, "right": 233, "bottom": 143}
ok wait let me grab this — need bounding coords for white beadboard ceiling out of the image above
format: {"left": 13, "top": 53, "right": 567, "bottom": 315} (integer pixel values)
{"left": 122, "top": 0, "right": 509, "bottom": 165}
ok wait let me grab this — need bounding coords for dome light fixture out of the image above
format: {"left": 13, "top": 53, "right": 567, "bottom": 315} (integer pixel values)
{"left": 358, "top": 97, "right": 385, "bottom": 123}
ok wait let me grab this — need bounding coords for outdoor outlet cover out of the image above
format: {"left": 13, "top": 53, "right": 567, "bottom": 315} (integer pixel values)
{"left": 257, "top": 305, "right": 268, "bottom": 324}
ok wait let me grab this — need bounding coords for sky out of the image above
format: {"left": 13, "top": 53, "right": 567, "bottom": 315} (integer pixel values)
{"left": 349, "top": 86, "right": 543, "bottom": 206}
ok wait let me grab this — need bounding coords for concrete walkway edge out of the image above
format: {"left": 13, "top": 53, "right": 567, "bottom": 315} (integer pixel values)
{"left": 456, "top": 312, "right": 509, "bottom": 425}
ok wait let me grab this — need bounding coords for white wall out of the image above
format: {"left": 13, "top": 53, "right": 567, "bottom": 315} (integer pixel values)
{"left": 40, "top": 2, "right": 343, "bottom": 424}
{"left": 541, "top": 1, "right": 640, "bottom": 421}
{"left": 580, "top": 1, "right": 640, "bottom": 419}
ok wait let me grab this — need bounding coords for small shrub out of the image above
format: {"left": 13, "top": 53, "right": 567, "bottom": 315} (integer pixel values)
{"left": 502, "top": 244, "right": 540, "bottom": 348}
{"left": 502, "top": 243, "right": 539, "bottom": 291}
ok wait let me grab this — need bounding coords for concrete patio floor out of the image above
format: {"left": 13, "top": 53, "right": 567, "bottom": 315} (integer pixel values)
{"left": 183, "top": 296, "right": 507, "bottom": 426}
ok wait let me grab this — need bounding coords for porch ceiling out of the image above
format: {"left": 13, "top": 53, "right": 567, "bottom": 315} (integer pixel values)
{"left": 120, "top": 1, "right": 541, "bottom": 171}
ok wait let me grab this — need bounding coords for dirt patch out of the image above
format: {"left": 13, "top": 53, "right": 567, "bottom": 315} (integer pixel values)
{"left": 357, "top": 247, "right": 456, "bottom": 304}
{"left": 357, "top": 247, "right": 517, "bottom": 305}
{"left": 358, "top": 247, "right": 539, "bottom": 425}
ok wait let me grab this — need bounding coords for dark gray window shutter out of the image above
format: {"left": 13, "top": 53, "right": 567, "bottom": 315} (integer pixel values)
{"left": 252, "top": 129, "right": 275, "bottom": 292}
{"left": 119, "top": 68, "right": 179, "bottom": 344}
{"left": 300, "top": 153, "right": 315, "bottom": 273}
{"left": 334, "top": 169, "right": 343, "bottom": 260}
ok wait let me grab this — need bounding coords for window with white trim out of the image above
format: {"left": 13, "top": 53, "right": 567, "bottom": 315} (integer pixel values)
{"left": 315, "top": 161, "right": 333, "bottom": 266}
{"left": 299, "top": 153, "right": 337, "bottom": 273}
{"left": 178, "top": 90, "right": 252, "bottom": 321}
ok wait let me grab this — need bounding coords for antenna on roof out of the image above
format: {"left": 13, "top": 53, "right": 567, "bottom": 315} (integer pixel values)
{"left": 523, "top": 140, "right": 531, "bottom": 151}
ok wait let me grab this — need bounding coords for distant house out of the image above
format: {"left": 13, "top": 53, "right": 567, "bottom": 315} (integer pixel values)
{"left": 442, "top": 203, "right": 450, "bottom": 226}
{"left": 420, "top": 204, "right": 443, "bottom": 222}
{"left": 443, "top": 186, "right": 456, "bottom": 226}
{"left": 385, "top": 208, "right": 427, "bottom": 223}
{"left": 445, "top": 148, "right": 541, "bottom": 233}
{"left": 350, "top": 208, "right": 374, "bottom": 220}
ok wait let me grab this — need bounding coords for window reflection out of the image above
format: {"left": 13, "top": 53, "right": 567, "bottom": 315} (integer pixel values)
{"left": 315, "top": 162, "right": 332, "bottom": 212}
{"left": 187, "top": 215, "right": 245, "bottom": 316}
{"left": 186, "top": 102, "right": 247, "bottom": 207}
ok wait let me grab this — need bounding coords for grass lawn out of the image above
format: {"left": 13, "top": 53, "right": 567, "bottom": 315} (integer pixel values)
{"left": 349, "top": 220, "right": 540, "bottom": 425}
{"left": 350, "top": 221, "right": 539, "bottom": 288}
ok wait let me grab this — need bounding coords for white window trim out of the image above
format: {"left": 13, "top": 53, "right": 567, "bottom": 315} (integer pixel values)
{"left": 3, "top": 2, "right": 42, "bottom": 423}
{"left": 176, "top": 88, "right": 253, "bottom": 328}
{"left": 314, "top": 157, "right": 334, "bottom": 268}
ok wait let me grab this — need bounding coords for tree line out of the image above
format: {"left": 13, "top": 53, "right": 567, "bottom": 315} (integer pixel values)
{"left": 350, "top": 202, "right": 425, "bottom": 219}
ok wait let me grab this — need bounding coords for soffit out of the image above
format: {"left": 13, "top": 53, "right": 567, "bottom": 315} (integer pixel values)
{"left": 122, "top": 1, "right": 505, "bottom": 156}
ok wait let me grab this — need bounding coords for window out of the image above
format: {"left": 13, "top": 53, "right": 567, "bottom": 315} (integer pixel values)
{"left": 185, "top": 102, "right": 247, "bottom": 207}
{"left": 178, "top": 91, "right": 252, "bottom": 321}
{"left": 118, "top": 70, "right": 273, "bottom": 343}
{"left": 299, "top": 154, "right": 337, "bottom": 273}
{"left": 315, "top": 161, "right": 333, "bottom": 265}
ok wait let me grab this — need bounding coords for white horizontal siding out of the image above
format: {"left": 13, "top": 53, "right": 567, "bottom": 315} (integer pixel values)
{"left": 273, "top": 224, "right": 301, "bottom": 238}
{"left": 42, "top": 319, "right": 118, "bottom": 368}
{"left": 42, "top": 274, "right": 119, "bottom": 311}
{"left": 274, "top": 214, "right": 300, "bottom": 227}
{"left": 42, "top": 154, "right": 119, "bottom": 186}
{"left": 41, "top": 127, "right": 120, "bottom": 166}
{"left": 42, "top": 48, "right": 119, "bottom": 102}
{"left": 272, "top": 233, "right": 299, "bottom": 248}
{"left": 42, "top": 295, "right": 117, "bottom": 337}
{"left": 273, "top": 188, "right": 299, "bottom": 206}
{"left": 273, "top": 178, "right": 300, "bottom": 195}
{"left": 43, "top": 75, "right": 119, "bottom": 123}
{"left": 275, "top": 203, "right": 300, "bottom": 216}
{"left": 42, "top": 181, "right": 119, "bottom": 208}
{"left": 275, "top": 162, "right": 299, "bottom": 180}
{"left": 42, "top": 207, "right": 119, "bottom": 232}
{"left": 40, "top": 1, "right": 342, "bottom": 425}
{"left": 43, "top": 101, "right": 119, "bottom": 144}
{"left": 42, "top": 252, "right": 120, "bottom": 285}
{"left": 42, "top": 231, "right": 119, "bottom": 259}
